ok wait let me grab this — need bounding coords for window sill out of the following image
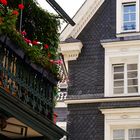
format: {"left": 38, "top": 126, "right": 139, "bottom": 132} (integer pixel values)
{"left": 116, "top": 31, "right": 140, "bottom": 37}
{"left": 109, "top": 93, "right": 139, "bottom": 97}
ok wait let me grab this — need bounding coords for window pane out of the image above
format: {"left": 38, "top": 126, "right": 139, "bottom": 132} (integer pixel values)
{"left": 114, "top": 73, "right": 124, "bottom": 80}
{"left": 124, "top": 22, "right": 136, "bottom": 30}
{"left": 129, "top": 129, "right": 140, "bottom": 139}
{"left": 128, "top": 79, "right": 138, "bottom": 86}
{"left": 114, "top": 66, "right": 124, "bottom": 72}
{"left": 124, "top": 14, "right": 129, "bottom": 21}
{"left": 114, "top": 88, "right": 124, "bottom": 94}
{"left": 113, "top": 129, "right": 125, "bottom": 140}
{"left": 127, "top": 64, "right": 137, "bottom": 70}
{"left": 130, "top": 13, "right": 136, "bottom": 20}
{"left": 124, "top": 4, "right": 136, "bottom": 13}
{"left": 127, "top": 71, "right": 137, "bottom": 78}
{"left": 128, "top": 86, "right": 138, "bottom": 93}
{"left": 123, "top": 4, "right": 136, "bottom": 31}
{"left": 114, "top": 81, "right": 124, "bottom": 87}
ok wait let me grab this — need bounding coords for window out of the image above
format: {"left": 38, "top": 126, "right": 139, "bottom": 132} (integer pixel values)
{"left": 113, "top": 63, "right": 138, "bottom": 95}
{"left": 113, "top": 128, "right": 140, "bottom": 140}
{"left": 116, "top": 0, "right": 140, "bottom": 35}
{"left": 100, "top": 108, "right": 140, "bottom": 140}
{"left": 123, "top": 3, "right": 136, "bottom": 31}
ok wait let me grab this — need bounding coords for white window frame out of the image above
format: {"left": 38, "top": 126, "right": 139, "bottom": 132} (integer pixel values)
{"left": 102, "top": 40, "right": 140, "bottom": 97}
{"left": 100, "top": 108, "right": 140, "bottom": 140}
{"left": 116, "top": 0, "right": 140, "bottom": 34}
{"left": 106, "top": 55, "right": 139, "bottom": 97}
{"left": 112, "top": 62, "right": 138, "bottom": 95}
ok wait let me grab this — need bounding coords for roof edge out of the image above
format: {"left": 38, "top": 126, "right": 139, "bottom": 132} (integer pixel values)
{"left": 60, "top": 0, "right": 105, "bottom": 41}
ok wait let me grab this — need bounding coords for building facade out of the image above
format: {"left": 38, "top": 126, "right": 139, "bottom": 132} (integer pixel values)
{"left": 59, "top": 0, "right": 140, "bottom": 139}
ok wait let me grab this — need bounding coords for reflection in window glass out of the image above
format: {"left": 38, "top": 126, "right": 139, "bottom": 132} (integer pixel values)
{"left": 113, "top": 63, "right": 138, "bottom": 95}
{"left": 123, "top": 4, "right": 136, "bottom": 31}
{"left": 113, "top": 129, "right": 125, "bottom": 140}
{"left": 129, "top": 129, "right": 140, "bottom": 140}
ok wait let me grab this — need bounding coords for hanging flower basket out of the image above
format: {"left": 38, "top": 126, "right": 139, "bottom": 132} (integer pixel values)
{"left": 0, "top": 0, "right": 63, "bottom": 78}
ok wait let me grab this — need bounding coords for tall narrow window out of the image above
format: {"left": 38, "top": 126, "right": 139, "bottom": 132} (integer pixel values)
{"left": 113, "top": 64, "right": 124, "bottom": 94}
{"left": 123, "top": 3, "right": 136, "bottom": 31}
{"left": 127, "top": 64, "right": 138, "bottom": 93}
{"left": 113, "top": 63, "right": 138, "bottom": 95}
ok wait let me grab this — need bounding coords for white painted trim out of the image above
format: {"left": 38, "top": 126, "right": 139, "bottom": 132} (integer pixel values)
{"left": 59, "top": 42, "right": 83, "bottom": 62}
{"left": 100, "top": 107, "right": 140, "bottom": 114}
{"left": 64, "top": 96, "right": 140, "bottom": 104}
{"left": 102, "top": 39, "right": 140, "bottom": 97}
{"left": 102, "top": 40, "right": 140, "bottom": 48}
{"left": 60, "top": 0, "right": 105, "bottom": 41}
{"left": 116, "top": 32, "right": 140, "bottom": 37}
{"left": 55, "top": 102, "right": 67, "bottom": 108}
{"left": 56, "top": 122, "right": 67, "bottom": 131}
{"left": 100, "top": 107, "right": 140, "bottom": 140}
{"left": 116, "top": 0, "right": 140, "bottom": 34}
{"left": 56, "top": 122, "right": 67, "bottom": 140}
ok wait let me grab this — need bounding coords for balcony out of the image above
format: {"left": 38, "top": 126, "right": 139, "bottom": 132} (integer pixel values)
{"left": 0, "top": 0, "right": 68, "bottom": 139}
{"left": 0, "top": 34, "right": 68, "bottom": 139}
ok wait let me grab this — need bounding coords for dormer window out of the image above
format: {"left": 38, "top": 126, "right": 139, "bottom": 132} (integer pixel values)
{"left": 123, "top": 3, "right": 136, "bottom": 31}
{"left": 116, "top": 0, "right": 140, "bottom": 35}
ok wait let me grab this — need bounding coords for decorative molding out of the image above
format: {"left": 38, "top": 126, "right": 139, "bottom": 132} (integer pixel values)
{"left": 100, "top": 107, "right": 140, "bottom": 114}
{"left": 59, "top": 42, "right": 83, "bottom": 62}
{"left": 102, "top": 39, "right": 140, "bottom": 97}
{"left": 60, "top": 0, "right": 105, "bottom": 41}
{"left": 102, "top": 39, "right": 140, "bottom": 49}
{"left": 101, "top": 107, "right": 140, "bottom": 140}
{"left": 55, "top": 102, "right": 67, "bottom": 108}
{"left": 116, "top": 32, "right": 140, "bottom": 37}
{"left": 65, "top": 96, "right": 140, "bottom": 104}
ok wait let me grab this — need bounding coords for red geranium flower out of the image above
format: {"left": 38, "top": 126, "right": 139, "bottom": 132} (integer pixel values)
{"left": 24, "top": 38, "right": 31, "bottom": 44}
{"left": 12, "top": 10, "right": 19, "bottom": 16}
{"left": 44, "top": 44, "right": 49, "bottom": 49}
{"left": 32, "top": 40, "right": 39, "bottom": 45}
{"left": 0, "top": 0, "right": 7, "bottom": 6}
{"left": 55, "top": 60, "right": 63, "bottom": 64}
{"left": 18, "top": 4, "right": 24, "bottom": 10}
{"left": 21, "top": 31, "right": 27, "bottom": 36}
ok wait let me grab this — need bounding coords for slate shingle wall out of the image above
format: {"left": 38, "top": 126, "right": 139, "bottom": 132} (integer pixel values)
{"left": 68, "top": 0, "right": 116, "bottom": 97}
{"left": 67, "top": 0, "right": 123, "bottom": 139}
{"left": 67, "top": 104, "right": 104, "bottom": 140}
{"left": 67, "top": 0, "right": 140, "bottom": 139}
{"left": 67, "top": 101, "right": 140, "bottom": 140}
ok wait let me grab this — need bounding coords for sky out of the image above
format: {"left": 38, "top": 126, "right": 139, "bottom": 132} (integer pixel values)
{"left": 37, "top": 0, "right": 85, "bottom": 17}
{"left": 37, "top": 0, "right": 85, "bottom": 30}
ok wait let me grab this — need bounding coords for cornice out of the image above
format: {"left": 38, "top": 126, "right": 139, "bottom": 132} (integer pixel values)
{"left": 100, "top": 107, "right": 140, "bottom": 114}
{"left": 65, "top": 96, "right": 140, "bottom": 104}
{"left": 59, "top": 41, "right": 83, "bottom": 61}
{"left": 60, "top": 0, "right": 105, "bottom": 41}
{"left": 102, "top": 39, "right": 140, "bottom": 48}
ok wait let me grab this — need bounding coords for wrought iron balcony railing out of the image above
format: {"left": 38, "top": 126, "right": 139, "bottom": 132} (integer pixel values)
{"left": 0, "top": 35, "right": 58, "bottom": 120}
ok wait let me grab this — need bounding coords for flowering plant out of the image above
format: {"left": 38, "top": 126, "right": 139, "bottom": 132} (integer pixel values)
{"left": 0, "top": 0, "right": 63, "bottom": 78}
